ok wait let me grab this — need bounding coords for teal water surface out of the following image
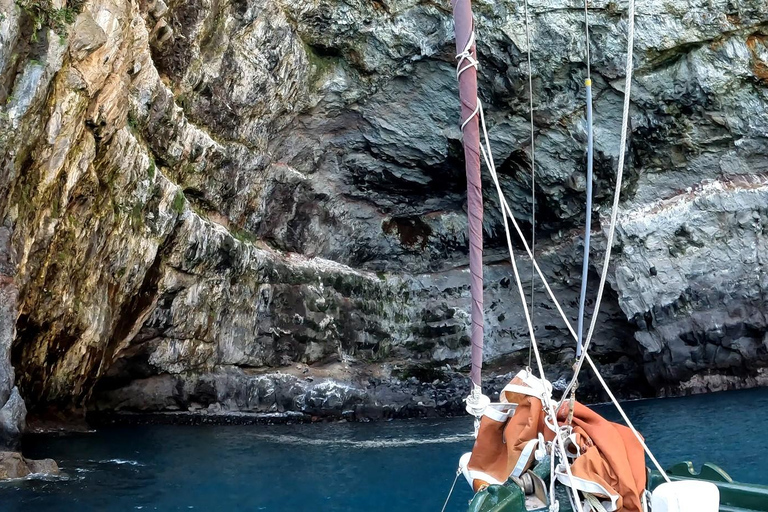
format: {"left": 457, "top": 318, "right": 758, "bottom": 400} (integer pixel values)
{"left": 1, "top": 387, "right": 767, "bottom": 511}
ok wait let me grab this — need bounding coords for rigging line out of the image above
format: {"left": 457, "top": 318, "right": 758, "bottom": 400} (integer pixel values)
{"left": 506, "top": 0, "right": 659, "bottom": 478}
{"left": 480, "top": 107, "right": 670, "bottom": 484}
{"left": 461, "top": 2, "right": 660, "bottom": 477}
{"left": 523, "top": 0, "right": 536, "bottom": 371}
{"left": 576, "top": 0, "right": 595, "bottom": 358}
{"left": 487, "top": 170, "right": 577, "bottom": 341}
{"left": 479, "top": 104, "right": 545, "bottom": 381}
{"left": 478, "top": 104, "right": 583, "bottom": 512}
{"left": 583, "top": 0, "right": 592, "bottom": 80}
{"left": 451, "top": 0, "right": 664, "bottom": 492}
{"left": 563, "top": 0, "right": 636, "bottom": 401}
{"left": 560, "top": 0, "right": 669, "bottom": 481}
{"left": 546, "top": 401, "right": 585, "bottom": 512}
{"left": 585, "top": 353, "right": 671, "bottom": 482}
{"left": 439, "top": 467, "right": 462, "bottom": 512}
{"left": 482, "top": 163, "right": 586, "bottom": 512}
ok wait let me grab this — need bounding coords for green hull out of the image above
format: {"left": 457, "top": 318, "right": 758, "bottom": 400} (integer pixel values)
{"left": 467, "top": 462, "right": 768, "bottom": 512}
{"left": 648, "top": 462, "right": 768, "bottom": 512}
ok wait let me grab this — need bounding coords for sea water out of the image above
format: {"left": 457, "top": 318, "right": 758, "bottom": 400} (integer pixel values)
{"left": 2, "top": 387, "right": 767, "bottom": 512}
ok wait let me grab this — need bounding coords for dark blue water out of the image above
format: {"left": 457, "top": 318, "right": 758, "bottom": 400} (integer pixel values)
{"left": 2, "top": 387, "right": 768, "bottom": 511}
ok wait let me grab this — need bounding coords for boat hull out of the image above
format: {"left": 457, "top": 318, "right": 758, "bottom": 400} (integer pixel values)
{"left": 467, "top": 462, "right": 768, "bottom": 512}
{"left": 648, "top": 462, "right": 768, "bottom": 512}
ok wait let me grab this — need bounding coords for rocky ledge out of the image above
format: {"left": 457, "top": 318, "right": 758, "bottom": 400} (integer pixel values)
{"left": 0, "top": 451, "right": 59, "bottom": 480}
{"left": 89, "top": 364, "right": 537, "bottom": 424}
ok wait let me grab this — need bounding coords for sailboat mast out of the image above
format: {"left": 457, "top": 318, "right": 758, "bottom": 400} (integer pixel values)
{"left": 452, "top": 0, "right": 484, "bottom": 393}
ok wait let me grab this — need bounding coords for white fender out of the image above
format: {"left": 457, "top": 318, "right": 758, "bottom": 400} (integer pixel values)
{"left": 458, "top": 452, "right": 504, "bottom": 490}
{"left": 651, "top": 480, "right": 719, "bottom": 512}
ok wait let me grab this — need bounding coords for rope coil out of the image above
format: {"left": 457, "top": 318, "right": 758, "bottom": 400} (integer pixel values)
{"left": 456, "top": 30, "right": 481, "bottom": 132}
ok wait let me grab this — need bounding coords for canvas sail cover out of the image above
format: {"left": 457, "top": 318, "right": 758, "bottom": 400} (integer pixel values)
{"left": 465, "top": 371, "right": 647, "bottom": 512}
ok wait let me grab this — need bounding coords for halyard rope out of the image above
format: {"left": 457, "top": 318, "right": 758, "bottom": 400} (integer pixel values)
{"left": 471, "top": 0, "right": 671, "bottom": 485}
{"left": 576, "top": 0, "right": 595, "bottom": 359}
{"left": 477, "top": 145, "right": 670, "bottom": 482}
{"left": 479, "top": 102, "right": 583, "bottom": 512}
{"left": 480, "top": 104, "right": 545, "bottom": 382}
{"left": 523, "top": 0, "right": 536, "bottom": 371}
{"left": 479, "top": 154, "right": 670, "bottom": 482}
{"left": 439, "top": 467, "right": 462, "bottom": 512}
{"left": 584, "top": 353, "right": 670, "bottom": 482}
{"left": 563, "top": 0, "right": 635, "bottom": 407}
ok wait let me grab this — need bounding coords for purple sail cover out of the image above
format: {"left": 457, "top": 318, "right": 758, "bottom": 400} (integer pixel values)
{"left": 452, "top": 0, "right": 484, "bottom": 388}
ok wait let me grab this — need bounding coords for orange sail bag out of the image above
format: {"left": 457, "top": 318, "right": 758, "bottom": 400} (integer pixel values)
{"left": 465, "top": 371, "right": 647, "bottom": 511}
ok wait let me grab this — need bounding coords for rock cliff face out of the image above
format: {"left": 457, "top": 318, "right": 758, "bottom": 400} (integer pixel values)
{"left": 0, "top": 0, "right": 767, "bottom": 434}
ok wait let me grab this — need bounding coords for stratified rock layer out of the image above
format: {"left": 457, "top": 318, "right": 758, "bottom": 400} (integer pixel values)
{"left": 0, "top": 0, "right": 767, "bottom": 429}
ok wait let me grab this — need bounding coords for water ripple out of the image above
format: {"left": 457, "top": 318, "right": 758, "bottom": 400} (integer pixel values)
{"left": 96, "top": 459, "right": 145, "bottom": 466}
{"left": 245, "top": 433, "right": 473, "bottom": 448}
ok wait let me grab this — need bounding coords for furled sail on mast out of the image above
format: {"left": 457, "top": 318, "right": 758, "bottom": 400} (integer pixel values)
{"left": 442, "top": 0, "right": 751, "bottom": 511}
{"left": 447, "top": 1, "right": 661, "bottom": 511}
{"left": 451, "top": 0, "right": 487, "bottom": 420}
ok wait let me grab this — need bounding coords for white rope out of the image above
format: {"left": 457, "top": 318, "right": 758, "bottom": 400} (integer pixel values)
{"left": 584, "top": 492, "right": 609, "bottom": 512}
{"left": 563, "top": 0, "right": 634, "bottom": 406}
{"left": 479, "top": 105, "right": 544, "bottom": 382}
{"left": 585, "top": 354, "right": 670, "bottom": 482}
{"left": 478, "top": 102, "right": 583, "bottom": 512}
{"left": 549, "top": 448, "right": 558, "bottom": 512}
{"left": 486, "top": 157, "right": 578, "bottom": 339}
{"left": 456, "top": 31, "right": 479, "bottom": 79}
{"left": 484, "top": 164, "right": 670, "bottom": 478}
{"left": 440, "top": 467, "right": 462, "bottom": 512}
{"left": 461, "top": 103, "right": 481, "bottom": 131}
{"left": 547, "top": 404, "right": 584, "bottom": 512}
{"left": 485, "top": 173, "right": 670, "bottom": 481}
{"left": 530, "top": 0, "right": 668, "bottom": 482}
{"left": 456, "top": 28, "right": 481, "bottom": 131}
{"left": 523, "top": 0, "right": 536, "bottom": 371}
{"left": 480, "top": 135, "right": 671, "bottom": 478}
{"left": 471, "top": 0, "right": 670, "bottom": 483}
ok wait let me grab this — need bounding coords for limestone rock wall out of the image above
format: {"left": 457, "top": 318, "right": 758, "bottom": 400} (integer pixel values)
{"left": 0, "top": 227, "right": 25, "bottom": 448}
{"left": 0, "top": 0, "right": 766, "bottom": 429}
